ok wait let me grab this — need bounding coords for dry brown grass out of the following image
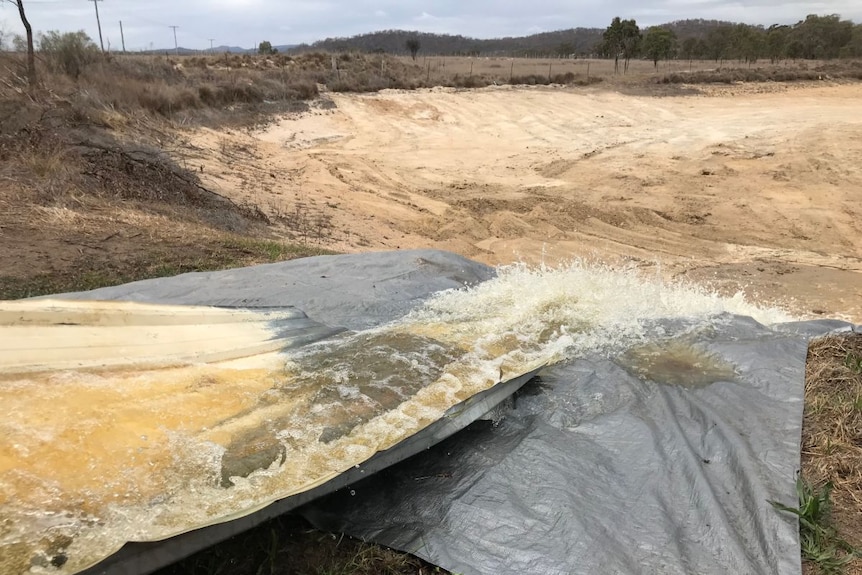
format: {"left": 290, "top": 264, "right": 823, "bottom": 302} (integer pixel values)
{"left": 389, "top": 55, "right": 862, "bottom": 84}
{"left": 0, "top": 51, "right": 322, "bottom": 126}
{"left": 6, "top": 50, "right": 856, "bottom": 119}
{"left": 659, "top": 61, "right": 862, "bottom": 84}
{"left": 803, "top": 333, "right": 862, "bottom": 574}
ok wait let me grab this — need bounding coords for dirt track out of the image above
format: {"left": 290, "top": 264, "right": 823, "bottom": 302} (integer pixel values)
{"left": 190, "top": 83, "right": 862, "bottom": 322}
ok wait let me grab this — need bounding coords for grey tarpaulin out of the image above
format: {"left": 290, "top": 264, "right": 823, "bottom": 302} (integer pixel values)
{"left": 53, "top": 249, "right": 493, "bottom": 330}
{"left": 53, "top": 250, "right": 857, "bottom": 575}
{"left": 303, "top": 319, "right": 858, "bottom": 575}
{"left": 302, "top": 317, "right": 833, "bottom": 575}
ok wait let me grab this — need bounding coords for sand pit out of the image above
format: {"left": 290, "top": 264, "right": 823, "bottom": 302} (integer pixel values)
{"left": 188, "top": 83, "right": 862, "bottom": 321}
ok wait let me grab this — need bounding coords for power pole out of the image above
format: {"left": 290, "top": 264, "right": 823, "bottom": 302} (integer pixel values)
{"left": 208, "top": 38, "right": 215, "bottom": 53}
{"left": 119, "top": 20, "right": 126, "bottom": 53}
{"left": 88, "top": 0, "right": 105, "bottom": 52}
{"left": 169, "top": 25, "right": 179, "bottom": 55}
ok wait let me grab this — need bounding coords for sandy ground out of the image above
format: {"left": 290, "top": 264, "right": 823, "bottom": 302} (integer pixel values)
{"left": 186, "top": 83, "right": 862, "bottom": 322}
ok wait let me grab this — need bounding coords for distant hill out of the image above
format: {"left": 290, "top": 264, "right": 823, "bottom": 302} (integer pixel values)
{"left": 287, "top": 21, "right": 751, "bottom": 57}
{"left": 290, "top": 28, "right": 604, "bottom": 57}
{"left": 213, "top": 45, "right": 248, "bottom": 53}
{"left": 140, "top": 44, "right": 297, "bottom": 55}
{"left": 139, "top": 47, "right": 232, "bottom": 55}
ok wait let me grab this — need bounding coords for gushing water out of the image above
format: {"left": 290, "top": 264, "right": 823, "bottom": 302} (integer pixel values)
{"left": 0, "top": 261, "right": 793, "bottom": 574}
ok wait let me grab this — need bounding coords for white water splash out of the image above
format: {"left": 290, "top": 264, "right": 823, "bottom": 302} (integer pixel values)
{"left": 405, "top": 260, "right": 795, "bottom": 358}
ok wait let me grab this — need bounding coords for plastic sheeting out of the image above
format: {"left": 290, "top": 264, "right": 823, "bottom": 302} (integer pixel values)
{"left": 306, "top": 317, "right": 859, "bottom": 575}
{"left": 52, "top": 250, "right": 494, "bottom": 331}
{"left": 43, "top": 249, "right": 858, "bottom": 575}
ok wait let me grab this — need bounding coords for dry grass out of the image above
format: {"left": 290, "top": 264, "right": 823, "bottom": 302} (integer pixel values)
{"left": 803, "top": 333, "right": 862, "bottom": 574}
{"left": 659, "top": 61, "right": 862, "bottom": 84}
{"left": 5, "top": 51, "right": 856, "bottom": 121}
{"left": 398, "top": 54, "right": 692, "bottom": 81}
{"left": 388, "top": 55, "right": 862, "bottom": 86}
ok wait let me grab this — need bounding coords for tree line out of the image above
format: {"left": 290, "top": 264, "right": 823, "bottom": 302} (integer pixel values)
{"left": 291, "top": 14, "right": 861, "bottom": 62}
{"left": 602, "top": 14, "right": 862, "bottom": 69}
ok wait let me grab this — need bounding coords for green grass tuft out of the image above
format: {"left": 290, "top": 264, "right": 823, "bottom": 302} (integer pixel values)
{"left": 844, "top": 352, "right": 862, "bottom": 374}
{"left": 770, "top": 477, "right": 859, "bottom": 574}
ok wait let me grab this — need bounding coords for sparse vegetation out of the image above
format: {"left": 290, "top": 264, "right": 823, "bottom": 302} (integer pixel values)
{"left": 771, "top": 478, "right": 857, "bottom": 573}
{"left": 799, "top": 333, "right": 862, "bottom": 573}
{"left": 658, "top": 62, "right": 862, "bottom": 84}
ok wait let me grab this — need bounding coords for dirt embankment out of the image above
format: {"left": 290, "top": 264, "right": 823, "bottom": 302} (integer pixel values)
{"left": 181, "top": 83, "right": 862, "bottom": 322}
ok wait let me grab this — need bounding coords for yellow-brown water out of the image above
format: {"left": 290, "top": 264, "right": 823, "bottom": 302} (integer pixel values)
{"left": 618, "top": 338, "right": 739, "bottom": 388}
{"left": 0, "top": 263, "right": 792, "bottom": 574}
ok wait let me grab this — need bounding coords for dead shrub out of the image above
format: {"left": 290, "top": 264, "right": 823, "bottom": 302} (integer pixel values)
{"left": 198, "top": 85, "right": 217, "bottom": 106}
{"left": 285, "top": 80, "right": 319, "bottom": 100}
{"left": 0, "top": 128, "right": 75, "bottom": 202}
{"left": 137, "top": 86, "right": 178, "bottom": 115}
{"left": 574, "top": 75, "right": 604, "bottom": 86}
{"left": 511, "top": 74, "right": 548, "bottom": 86}
{"left": 552, "top": 71, "right": 577, "bottom": 84}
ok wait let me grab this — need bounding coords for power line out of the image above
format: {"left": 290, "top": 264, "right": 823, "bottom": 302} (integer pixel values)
{"left": 168, "top": 25, "right": 179, "bottom": 55}
{"left": 88, "top": 0, "right": 104, "bottom": 52}
{"left": 208, "top": 38, "right": 215, "bottom": 53}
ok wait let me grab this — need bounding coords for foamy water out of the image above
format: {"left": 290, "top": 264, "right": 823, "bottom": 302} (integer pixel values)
{"left": 0, "top": 262, "right": 794, "bottom": 574}
{"left": 408, "top": 259, "right": 794, "bottom": 351}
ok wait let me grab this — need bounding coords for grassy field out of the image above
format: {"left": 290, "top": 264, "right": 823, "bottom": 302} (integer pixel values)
{"left": 389, "top": 54, "right": 862, "bottom": 87}
{"left": 1, "top": 48, "right": 860, "bottom": 574}
{"left": 396, "top": 53, "right": 806, "bottom": 80}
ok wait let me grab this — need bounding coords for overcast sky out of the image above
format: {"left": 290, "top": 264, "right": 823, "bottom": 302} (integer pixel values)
{"left": 2, "top": 0, "right": 859, "bottom": 51}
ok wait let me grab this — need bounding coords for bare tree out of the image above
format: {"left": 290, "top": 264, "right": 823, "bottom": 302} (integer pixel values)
{"left": 6, "top": 0, "right": 36, "bottom": 87}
